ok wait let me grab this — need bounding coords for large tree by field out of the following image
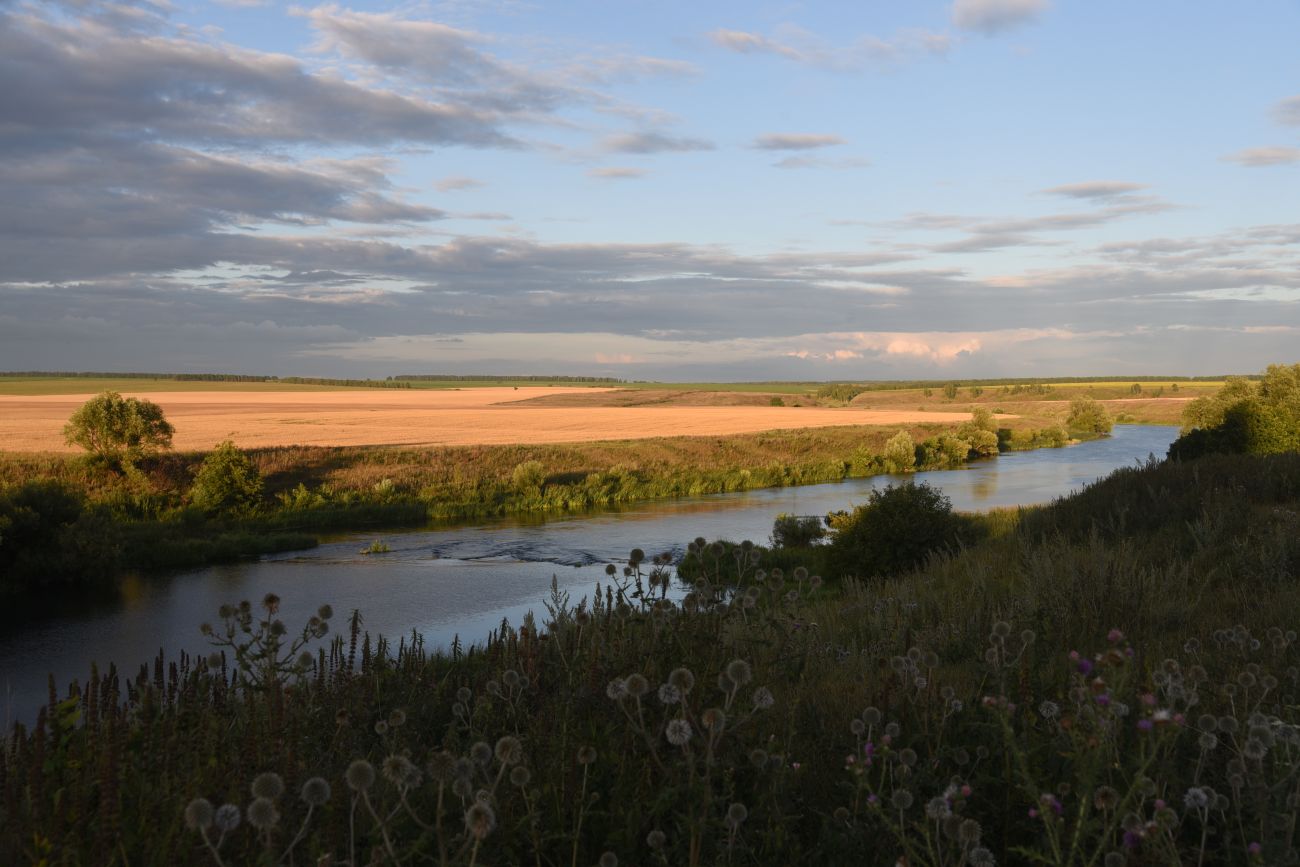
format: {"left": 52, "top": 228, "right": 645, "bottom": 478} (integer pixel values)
{"left": 63, "top": 390, "right": 174, "bottom": 470}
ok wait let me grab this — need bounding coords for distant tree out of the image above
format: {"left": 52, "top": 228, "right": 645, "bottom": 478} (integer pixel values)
{"left": 943, "top": 383, "right": 959, "bottom": 400}
{"left": 1129, "top": 382, "right": 1143, "bottom": 395}
{"left": 63, "top": 391, "right": 174, "bottom": 470}
{"left": 1170, "top": 364, "right": 1300, "bottom": 459}
{"left": 189, "top": 441, "right": 264, "bottom": 517}
{"left": 1066, "top": 397, "right": 1113, "bottom": 435}
{"left": 882, "top": 430, "right": 917, "bottom": 473}
{"left": 769, "top": 396, "right": 785, "bottom": 407}
{"left": 770, "top": 513, "right": 826, "bottom": 548}
{"left": 826, "top": 483, "right": 972, "bottom": 578}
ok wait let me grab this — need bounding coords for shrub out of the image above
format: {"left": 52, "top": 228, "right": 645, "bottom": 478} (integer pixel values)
{"left": 511, "top": 460, "right": 546, "bottom": 492}
{"left": 825, "top": 482, "right": 972, "bottom": 578}
{"left": 770, "top": 513, "right": 826, "bottom": 548}
{"left": 881, "top": 430, "right": 916, "bottom": 473}
{"left": 1171, "top": 364, "right": 1300, "bottom": 458}
{"left": 1066, "top": 396, "right": 1113, "bottom": 435}
{"left": 63, "top": 390, "right": 174, "bottom": 470}
{"left": 943, "top": 383, "right": 958, "bottom": 399}
{"left": 0, "top": 480, "right": 121, "bottom": 595}
{"left": 189, "top": 440, "right": 264, "bottom": 517}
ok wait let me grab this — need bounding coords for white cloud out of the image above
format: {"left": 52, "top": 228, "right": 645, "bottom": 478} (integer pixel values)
{"left": 752, "top": 133, "right": 846, "bottom": 151}
{"left": 951, "top": 0, "right": 1049, "bottom": 35}
{"left": 1275, "top": 95, "right": 1300, "bottom": 126}
{"left": 600, "top": 131, "right": 714, "bottom": 153}
{"left": 1222, "top": 147, "right": 1300, "bottom": 167}
{"left": 589, "top": 167, "right": 648, "bottom": 180}
{"left": 436, "top": 175, "right": 487, "bottom": 192}
{"left": 1041, "top": 181, "right": 1147, "bottom": 199}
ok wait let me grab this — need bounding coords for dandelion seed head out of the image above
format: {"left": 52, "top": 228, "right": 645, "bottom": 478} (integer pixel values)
{"left": 374, "top": 720, "right": 389, "bottom": 736}
{"left": 599, "top": 852, "right": 618, "bottom": 867}
{"left": 862, "top": 707, "right": 882, "bottom": 726}
{"left": 300, "top": 777, "right": 331, "bottom": 806}
{"left": 668, "top": 667, "right": 695, "bottom": 693}
{"left": 959, "top": 818, "right": 982, "bottom": 844}
{"left": 658, "top": 683, "right": 682, "bottom": 704}
{"left": 465, "top": 802, "right": 496, "bottom": 841}
{"left": 726, "top": 659, "right": 753, "bottom": 686}
{"left": 726, "top": 802, "right": 748, "bottom": 826}
{"left": 749, "top": 748, "right": 768, "bottom": 767}
{"left": 925, "top": 796, "right": 951, "bottom": 819}
{"left": 251, "top": 772, "right": 284, "bottom": 801}
{"left": 214, "top": 803, "right": 241, "bottom": 833}
{"left": 577, "top": 746, "right": 597, "bottom": 765}
{"left": 345, "top": 760, "right": 375, "bottom": 792}
{"left": 891, "top": 790, "right": 914, "bottom": 810}
{"left": 383, "top": 754, "right": 420, "bottom": 789}
{"left": 470, "top": 742, "right": 492, "bottom": 765}
{"left": 456, "top": 686, "right": 472, "bottom": 703}
{"left": 184, "top": 798, "right": 214, "bottom": 831}
{"left": 247, "top": 797, "right": 279, "bottom": 830}
{"left": 388, "top": 709, "right": 406, "bottom": 728}
{"left": 625, "top": 673, "right": 649, "bottom": 697}
{"left": 665, "top": 719, "right": 693, "bottom": 746}
{"left": 646, "top": 830, "right": 666, "bottom": 849}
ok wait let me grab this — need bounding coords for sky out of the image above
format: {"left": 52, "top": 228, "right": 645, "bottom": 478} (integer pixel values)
{"left": 1, "top": 0, "right": 1297, "bottom": 380}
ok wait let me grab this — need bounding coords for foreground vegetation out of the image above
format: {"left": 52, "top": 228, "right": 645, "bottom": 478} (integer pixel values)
{"left": 3, "top": 448, "right": 1299, "bottom": 865}
{"left": 0, "top": 402, "right": 1092, "bottom": 598}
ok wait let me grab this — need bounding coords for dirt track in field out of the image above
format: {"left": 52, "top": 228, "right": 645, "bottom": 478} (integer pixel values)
{"left": 0, "top": 388, "right": 991, "bottom": 453}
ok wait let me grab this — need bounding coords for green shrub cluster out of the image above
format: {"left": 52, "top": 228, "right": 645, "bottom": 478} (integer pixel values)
{"left": 1170, "top": 365, "right": 1300, "bottom": 459}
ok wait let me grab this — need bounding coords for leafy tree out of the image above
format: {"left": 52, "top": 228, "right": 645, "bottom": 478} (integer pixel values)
{"left": 882, "top": 430, "right": 917, "bottom": 473}
{"left": 826, "top": 482, "right": 972, "bottom": 578}
{"left": 770, "top": 513, "right": 826, "bottom": 548}
{"left": 189, "top": 441, "right": 264, "bottom": 517}
{"left": 943, "top": 383, "right": 959, "bottom": 399}
{"left": 1066, "top": 397, "right": 1113, "bottom": 435}
{"left": 1170, "top": 364, "right": 1300, "bottom": 459}
{"left": 63, "top": 390, "right": 174, "bottom": 470}
{"left": 0, "top": 481, "right": 121, "bottom": 595}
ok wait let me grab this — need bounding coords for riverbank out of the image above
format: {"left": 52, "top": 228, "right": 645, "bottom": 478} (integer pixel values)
{"left": 4, "top": 449, "right": 1298, "bottom": 865}
{"left": 0, "top": 416, "right": 1092, "bottom": 598}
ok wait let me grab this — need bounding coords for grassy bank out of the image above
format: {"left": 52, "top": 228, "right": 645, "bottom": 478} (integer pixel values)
{"left": 0, "top": 418, "right": 1080, "bottom": 596}
{"left": 3, "top": 451, "right": 1298, "bottom": 865}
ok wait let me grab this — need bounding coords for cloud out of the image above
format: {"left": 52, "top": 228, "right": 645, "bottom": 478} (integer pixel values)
{"left": 1222, "top": 146, "right": 1300, "bottom": 167}
{"left": 1275, "top": 95, "right": 1300, "bottom": 126}
{"left": 752, "top": 133, "right": 846, "bottom": 151}
{"left": 771, "top": 155, "right": 870, "bottom": 170}
{"left": 708, "top": 24, "right": 951, "bottom": 70}
{"left": 588, "top": 167, "right": 648, "bottom": 180}
{"left": 436, "top": 175, "right": 487, "bottom": 192}
{"left": 1041, "top": 181, "right": 1147, "bottom": 199}
{"left": 600, "top": 131, "right": 714, "bottom": 153}
{"left": 951, "top": 0, "right": 1049, "bottom": 35}
{"left": 565, "top": 55, "right": 701, "bottom": 84}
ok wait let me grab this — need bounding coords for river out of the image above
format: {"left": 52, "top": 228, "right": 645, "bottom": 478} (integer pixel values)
{"left": 0, "top": 424, "right": 1178, "bottom": 727}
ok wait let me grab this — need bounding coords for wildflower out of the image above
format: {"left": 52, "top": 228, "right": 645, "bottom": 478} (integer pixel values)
{"left": 427, "top": 751, "right": 456, "bottom": 782}
{"left": 300, "top": 777, "right": 331, "bottom": 807}
{"left": 465, "top": 802, "right": 496, "bottom": 841}
{"left": 251, "top": 772, "right": 284, "bottom": 801}
{"left": 345, "top": 760, "right": 375, "bottom": 792}
{"left": 969, "top": 846, "right": 995, "bottom": 866}
{"left": 862, "top": 707, "right": 882, "bottom": 726}
{"left": 599, "top": 852, "right": 618, "bottom": 867}
{"left": 726, "top": 802, "right": 749, "bottom": 827}
{"left": 1093, "top": 786, "right": 1120, "bottom": 810}
{"left": 374, "top": 720, "right": 389, "bottom": 736}
{"left": 503, "top": 669, "right": 521, "bottom": 689}
{"left": 577, "top": 746, "right": 597, "bottom": 765}
{"left": 658, "top": 683, "right": 682, "bottom": 705}
{"left": 646, "top": 829, "right": 666, "bottom": 849}
{"left": 509, "top": 766, "right": 531, "bottom": 787}
{"left": 750, "top": 748, "right": 768, "bottom": 767}
{"left": 1183, "top": 788, "right": 1209, "bottom": 810}
{"left": 1137, "top": 719, "right": 1153, "bottom": 732}
{"left": 925, "top": 797, "right": 951, "bottom": 820}
{"left": 383, "top": 755, "right": 421, "bottom": 789}
{"left": 666, "top": 719, "right": 693, "bottom": 746}
{"left": 214, "top": 804, "right": 241, "bottom": 833}
{"left": 891, "top": 790, "right": 914, "bottom": 810}
{"left": 1248, "top": 842, "right": 1262, "bottom": 856}
{"left": 184, "top": 798, "right": 214, "bottom": 831}
{"left": 388, "top": 709, "right": 406, "bottom": 728}
{"left": 751, "top": 686, "right": 775, "bottom": 709}
{"left": 1038, "top": 700, "right": 1060, "bottom": 719}
{"left": 247, "top": 797, "right": 280, "bottom": 830}
{"left": 1108, "top": 628, "right": 1124, "bottom": 643}
{"left": 606, "top": 678, "right": 628, "bottom": 700}
{"left": 668, "top": 667, "right": 696, "bottom": 693}
{"left": 1218, "top": 716, "right": 1239, "bottom": 734}
{"left": 456, "top": 686, "right": 472, "bottom": 704}
{"left": 495, "top": 736, "right": 524, "bottom": 765}
{"left": 992, "top": 621, "right": 1011, "bottom": 638}
{"left": 1104, "top": 853, "right": 1124, "bottom": 867}
{"left": 850, "top": 719, "right": 866, "bottom": 736}
{"left": 899, "top": 748, "right": 918, "bottom": 767}
{"left": 726, "top": 659, "right": 753, "bottom": 686}
{"left": 625, "top": 673, "right": 649, "bottom": 697}
{"left": 959, "top": 819, "right": 982, "bottom": 844}
{"left": 1243, "top": 738, "right": 1268, "bottom": 760}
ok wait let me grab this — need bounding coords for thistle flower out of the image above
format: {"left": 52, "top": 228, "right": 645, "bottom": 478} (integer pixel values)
{"left": 495, "top": 736, "right": 524, "bottom": 765}
{"left": 646, "top": 829, "right": 666, "bottom": 849}
{"left": 503, "top": 669, "right": 521, "bottom": 689}
{"left": 726, "top": 802, "right": 748, "bottom": 827}
{"left": 388, "top": 709, "right": 406, "bottom": 728}
{"left": 749, "top": 748, "right": 768, "bottom": 767}
{"left": 345, "top": 760, "right": 376, "bottom": 792}
{"left": 668, "top": 667, "right": 696, "bottom": 694}
{"left": 850, "top": 719, "right": 866, "bottom": 736}
{"left": 970, "top": 847, "right": 996, "bottom": 866}
{"left": 457, "top": 686, "right": 472, "bottom": 704}
{"left": 301, "top": 777, "right": 331, "bottom": 806}
{"left": 726, "top": 659, "right": 753, "bottom": 687}
{"left": 1038, "top": 701, "right": 1060, "bottom": 719}
{"left": 184, "top": 798, "right": 214, "bottom": 831}
{"left": 509, "top": 766, "right": 531, "bottom": 787}
{"left": 427, "top": 751, "right": 456, "bottom": 783}
{"left": 1183, "top": 787, "right": 1209, "bottom": 810}
{"left": 214, "top": 804, "right": 241, "bottom": 833}
{"left": 658, "top": 683, "right": 682, "bottom": 705}
{"left": 577, "top": 746, "right": 597, "bottom": 765}
{"left": 1243, "top": 738, "right": 1268, "bottom": 760}
{"left": 625, "top": 673, "right": 649, "bottom": 697}
{"left": 251, "top": 772, "right": 284, "bottom": 801}
{"left": 862, "top": 707, "right": 882, "bottom": 726}
{"left": 1093, "top": 786, "right": 1120, "bottom": 810}
{"left": 925, "top": 797, "right": 951, "bottom": 820}
{"left": 247, "top": 797, "right": 280, "bottom": 830}
{"left": 465, "top": 802, "right": 496, "bottom": 841}
{"left": 899, "top": 748, "right": 917, "bottom": 767}
{"left": 891, "top": 790, "right": 914, "bottom": 810}
{"left": 383, "top": 754, "right": 421, "bottom": 789}
{"left": 471, "top": 742, "right": 493, "bottom": 765}
{"left": 992, "top": 621, "right": 1011, "bottom": 639}
{"left": 752, "top": 687, "right": 774, "bottom": 709}
{"left": 666, "top": 719, "right": 693, "bottom": 746}
{"left": 959, "top": 819, "right": 982, "bottom": 844}
{"left": 701, "top": 707, "right": 726, "bottom": 732}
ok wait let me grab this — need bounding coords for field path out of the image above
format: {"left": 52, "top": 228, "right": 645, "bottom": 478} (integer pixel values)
{"left": 0, "top": 387, "right": 987, "bottom": 452}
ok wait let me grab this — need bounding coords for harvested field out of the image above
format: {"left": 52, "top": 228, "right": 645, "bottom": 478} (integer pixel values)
{"left": 0, "top": 387, "right": 987, "bottom": 453}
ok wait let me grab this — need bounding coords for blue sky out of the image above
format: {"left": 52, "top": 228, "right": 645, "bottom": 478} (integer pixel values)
{"left": 1, "top": 0, "right": 1297, "bottom": 378}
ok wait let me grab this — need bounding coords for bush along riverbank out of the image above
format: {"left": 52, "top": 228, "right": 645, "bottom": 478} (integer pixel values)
{"left": 0, "top": 411, "right": 1098, "bottom": 598}
{"left": 3, "top": 450, "right": 1299, "bottom": 865}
